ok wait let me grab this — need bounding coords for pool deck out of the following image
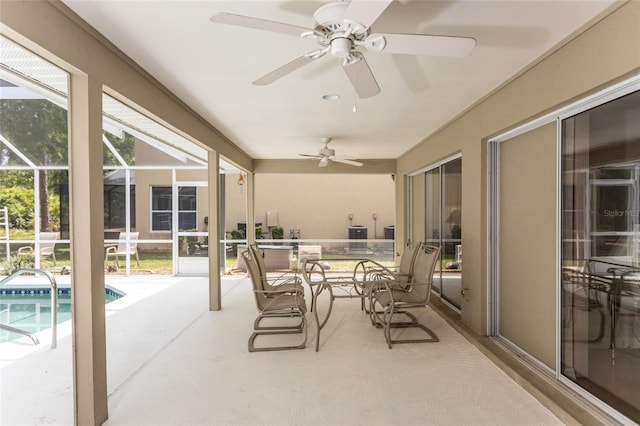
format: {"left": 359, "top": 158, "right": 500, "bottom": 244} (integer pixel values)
{"left": 0, "top": 274, "right": 566, "bottom": 425}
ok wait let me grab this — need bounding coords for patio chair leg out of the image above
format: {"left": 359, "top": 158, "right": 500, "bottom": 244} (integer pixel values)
{"left": 248, "top": 328, "right": 307, "bottom": 352}
{"left": 384, "top": 309, "right": 439, "bottom": 349}
{"left": 249, "top": 315, "right": 307, "bottom": 352}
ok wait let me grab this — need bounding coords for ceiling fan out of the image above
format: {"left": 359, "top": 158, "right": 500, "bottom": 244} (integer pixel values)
{"left": 299, "top": 138, "right": 363, "bottom": 167}
{"left": 210, "top": 0, "right": 476, "bottom": 98}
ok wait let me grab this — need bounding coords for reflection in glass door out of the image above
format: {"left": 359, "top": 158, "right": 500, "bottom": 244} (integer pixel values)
{"left": 425, "top": 157, "right": 462, "bottom": 308}
{"left": 561, "top": 90, "right": 640, "bottom": 422}
{"left": 425, "top": 169, "right": 441, "bottom": 292}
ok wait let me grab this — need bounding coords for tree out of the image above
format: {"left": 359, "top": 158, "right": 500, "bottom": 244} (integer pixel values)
{"left": 0, "top": 99, "right": 68, "bottom": 231}
{"left": 104, "top": 131, "right": 135, "bottom": 165}
{"left": 0, "top": 170, "right": 33, "bottom": 188}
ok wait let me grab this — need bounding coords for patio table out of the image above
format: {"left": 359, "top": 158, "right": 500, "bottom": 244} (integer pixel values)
{"left": 300, "top": 258, "right": 383, "bottom": 351}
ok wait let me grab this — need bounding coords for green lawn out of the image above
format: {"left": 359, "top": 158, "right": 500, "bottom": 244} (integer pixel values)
{"left": 3, "top": 250, "right": 456, "bottom": 275}
{"left": 3, "top": 243, "right": 408, "bottom": 275}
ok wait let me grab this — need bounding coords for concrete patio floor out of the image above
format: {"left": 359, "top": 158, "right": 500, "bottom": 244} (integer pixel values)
{"left": 1, "top": 274, "right": 564, "bottom": 425}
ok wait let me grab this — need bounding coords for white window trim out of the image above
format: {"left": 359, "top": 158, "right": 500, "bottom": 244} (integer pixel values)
{"left": 150, "top": 186, "right": 173, "bottom": 233}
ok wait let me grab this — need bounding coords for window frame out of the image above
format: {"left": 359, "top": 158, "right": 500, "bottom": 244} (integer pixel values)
{"left": 149, "top": 185, "right": 198, "bottom": 232}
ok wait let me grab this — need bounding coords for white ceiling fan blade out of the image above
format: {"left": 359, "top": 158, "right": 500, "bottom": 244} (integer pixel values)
{"left": 299, "top": 154, "right": 323, "bottom": 159}
{"left": 253, "top": 54, "right": 319, "bottom": 86}
{"left": 370, "top": 33, "right": 476, "bottom": 57}
{"left": 342, "top": 0, "right": 393, "bottom": 31}
{"left": 341, "top": 54, "right": 380, "bottom": 98}
{"left": 210, "top": 13, "right": 311, "bottom": 37}
{"left": 333, "top": 157, "right": 364, "bottom": 167}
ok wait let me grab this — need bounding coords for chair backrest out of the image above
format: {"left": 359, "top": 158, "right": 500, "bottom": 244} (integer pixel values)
{"left": 241, "top": 248, "right": 269, "bottom": 311}
{"left": 117, "top": 232, "right": 139, "bottom": 254}
{"left": 410, "top": 244, "right": 441, "bottom": 302}
{"left": 248, "top": 242, "right": 266, "bottom": 277}
{"left": 398, "top": 241, "right": 423, "bottom": 278}
{"left": 39, "top": 232, "right": 58, "bottom": 255}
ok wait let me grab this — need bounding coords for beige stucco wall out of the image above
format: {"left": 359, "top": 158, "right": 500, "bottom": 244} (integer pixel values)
{"left": 224, "top": 174, "right": 395, "bottom": 240}
{"left": 396, "top": 0, "right": 640, "bottom": 354}
{"left": 129, "top": 169, "right": 394, "bottom": 243}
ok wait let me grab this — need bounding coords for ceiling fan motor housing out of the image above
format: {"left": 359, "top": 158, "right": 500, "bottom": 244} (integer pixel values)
{"left": 313, "top": 2, "right": 350, "bottom": 30}
{"left": 320, "top": 147, "right": 336, "bottom": 157}
{"left": 313, "top": 2, "right": 369, "bottom": 44}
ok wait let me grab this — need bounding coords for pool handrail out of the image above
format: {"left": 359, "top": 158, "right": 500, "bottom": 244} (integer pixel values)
{"left": 0, "top": 268, "right": 58, "bottom": 349}
{"left": 0, "top": 323, "right": 40, "bottom": 345}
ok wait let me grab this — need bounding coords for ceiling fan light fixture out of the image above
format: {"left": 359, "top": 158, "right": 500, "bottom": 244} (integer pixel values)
{"left": 322, "top": 94, "right": 340, "bottom": 101}
{"left": 330, "top": 37, "right": 352, "bottom": 59}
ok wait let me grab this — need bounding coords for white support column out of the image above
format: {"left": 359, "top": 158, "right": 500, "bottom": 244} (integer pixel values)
{"left": 208, "top": 151, "right": 221, "bottom": 310}
{"left": 33, "top": 168, "right": 41, "bottom": 269}
{"left": 68, "top": 73, "right": 108, "bottom": 425}
{"left": 246, "top": 172, "right": 255, "bottom": 243}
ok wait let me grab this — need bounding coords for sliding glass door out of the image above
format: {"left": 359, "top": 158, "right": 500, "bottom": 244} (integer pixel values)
{"left": 425, "top": 157, "right": 462, "bottom": 309}
{"left": 561, "top": 90, "right": 640, "bottom": 422}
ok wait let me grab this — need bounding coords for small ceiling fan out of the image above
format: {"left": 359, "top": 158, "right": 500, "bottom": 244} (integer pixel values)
{"left": 299, "top": 138, "right": 363, "bottom": 167}
{"left": 210, "top": 0, "right": 476, "bottom": 98}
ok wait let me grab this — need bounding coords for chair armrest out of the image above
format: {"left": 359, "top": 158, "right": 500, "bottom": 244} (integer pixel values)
{"left": 18, "top": 246, "right": 34, "bottom": 255}
{"left": 255, "top": 286, "right": 302, "bottom": 296}
{"left": 255, "top": 289, "right": 307, "bottom": 310}
{"left": 266, "top": 274, "right": 302, "bottom": 286}
{"left": 369, "top": 278, "right": 408, "bottom": 294}
{"left": 354, "top": 259, "right": 406, "bottom": 282}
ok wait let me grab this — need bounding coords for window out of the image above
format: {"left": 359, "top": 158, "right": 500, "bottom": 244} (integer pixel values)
{"left": 150, "top": 186, "right": 197, "bottom": 231}
{"left": 177, "top": 187, "right": 197, "bottom": 230}
{"left": 561, "top": 90, "right": 640, "bottom": 422}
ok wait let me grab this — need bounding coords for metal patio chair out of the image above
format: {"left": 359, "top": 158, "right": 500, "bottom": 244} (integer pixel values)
{"left": 354, "top": 241, "right": 423, "bottom": 312}
{"left": 242, "top": 249, "right": 307, "bottom": 352}
{"left": 369, "top": 244, "right": 441, "bottom": 349}
{"left": 248, "top": 242, "right": 304, "bottom": 297}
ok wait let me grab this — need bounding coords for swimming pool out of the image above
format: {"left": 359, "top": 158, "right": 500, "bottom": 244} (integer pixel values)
{"left": 0, "top": 286, "right": 124, "bottom": 344}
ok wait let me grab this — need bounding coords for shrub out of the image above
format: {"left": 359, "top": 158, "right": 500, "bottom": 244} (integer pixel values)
{"left": 0, "top": 186, "right": 34, "bottom": 229}
{"left": 1, "top": 253, "right": 34, "bottom": 275}
{"left": 0, "top": 186, "right": 61, "bottom": 231}
{"left": 271, "top": 226, "right": 284, "bottom": 239}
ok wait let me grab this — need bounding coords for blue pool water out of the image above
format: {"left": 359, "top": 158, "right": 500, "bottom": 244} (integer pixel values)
{"left": 0, "top": 287, "right": 123, "bottom": 344}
